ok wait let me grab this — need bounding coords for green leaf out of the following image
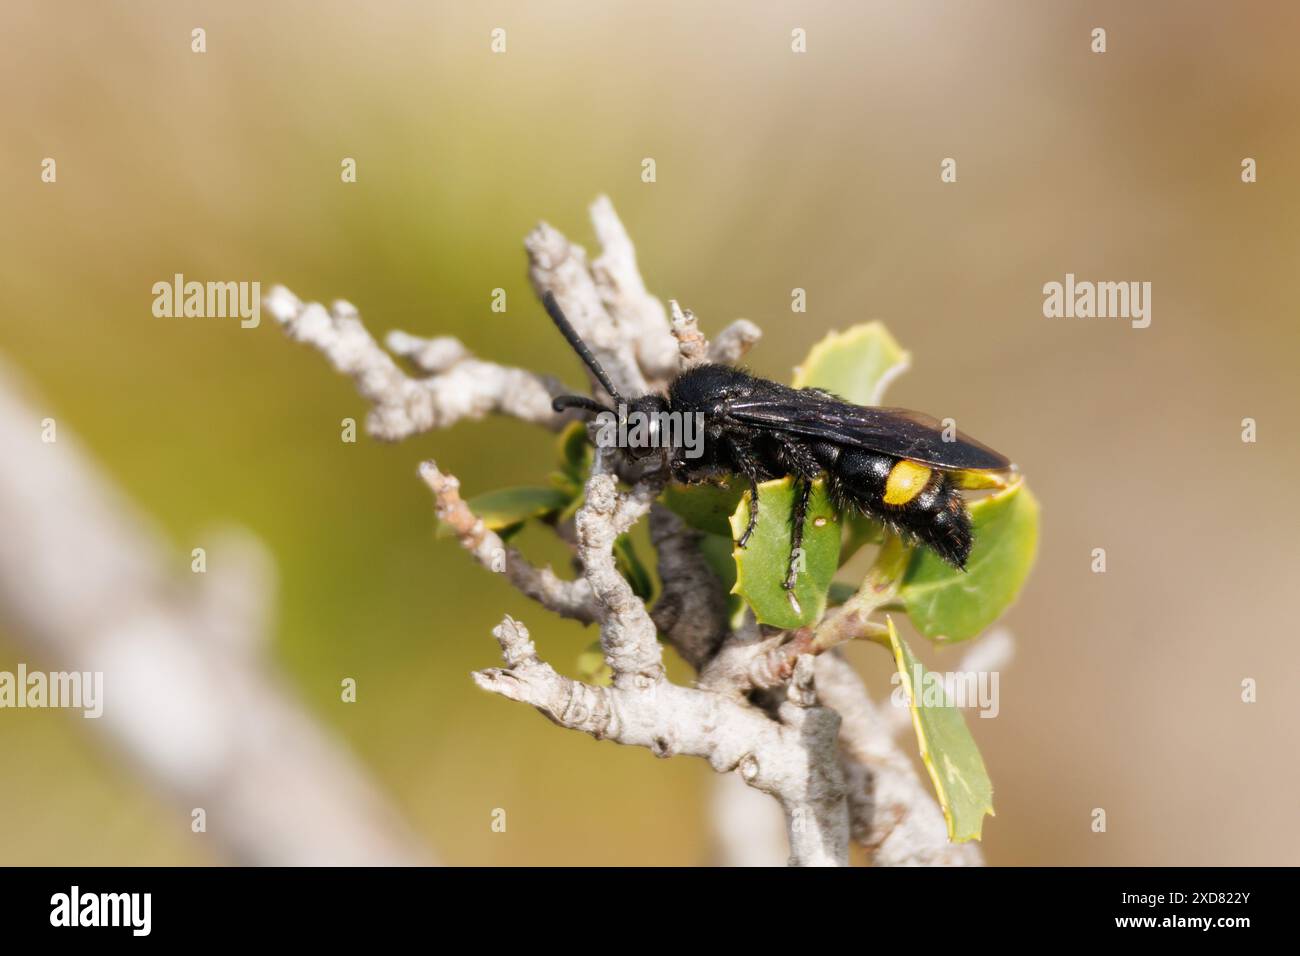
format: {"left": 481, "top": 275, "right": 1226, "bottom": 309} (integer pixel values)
{"left": 792, "top": 322, "right": 910, "bottom": 405}
{"left": 555, "top": 421, "right": 592, "bottom": 485}
{"left": 435, "top": 486, "right": 571, "bottom": 539}
{"left": 551, "top": 422, "right": 593, "bottom": 521}
{"left": 886, "top": 617, "right": 993, "bottom": 843}
{"left": 614, "top": 533, "right": 654, "bottom": 601}
{"left": 728, "top": 478, "right": 841, "bottom": 629}
{"left": 661, "top": 480, "right": 744, "bottom": 537}
{"left": 900, "top": 480, "right": 1039, "bottom": 643}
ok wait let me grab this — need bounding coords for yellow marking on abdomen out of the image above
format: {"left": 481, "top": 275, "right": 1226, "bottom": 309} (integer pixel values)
{"left": 883, "top": 460, "right": 932, "bottom": 506}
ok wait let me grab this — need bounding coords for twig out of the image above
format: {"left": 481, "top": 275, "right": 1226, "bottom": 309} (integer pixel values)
{"left": 264, "top": 288, "right": 570, "bottom": 439}
{"left": 418, "top": 461, "right": 599, "bottom": 624}
{"left": 525, "top": 218, "right": 648, "bottom": 397}
{"left": 708, "top": 319, "right": 762, "bottom": 365}
{"left": 573, "top": 448, "right": 665, "bottom": 684}
{"left": 0, "top": 362, "right": 429, "bottom": 865}
{"left": 669, "top": 300, "right": 710, "bottom": 368}
{"left": 647, "top": 505, "right": 730, "bottom": 669}
{"left": 589, "top": 195, "right": 681, "bottom": 384}
{"left": 816, "top": 652, "right": 982, "bottom": 865}
{"left": 475, "top": 617, "right": 848, "bottom": 866}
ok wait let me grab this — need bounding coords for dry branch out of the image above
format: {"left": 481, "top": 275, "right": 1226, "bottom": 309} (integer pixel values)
{"left": 264, "top": 288, "right": 569, "bottom": 439}
{"left": 0, "top": 362, "right": 428, "bottom": 865}
{"left": 420, "top": 462, "right": 598, "bottom": 623}
{"left": 473, "top": 616, "right": 848, "bottom": 866}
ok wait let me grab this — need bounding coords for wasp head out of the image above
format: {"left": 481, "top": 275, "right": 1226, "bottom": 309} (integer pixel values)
{"left": 622, "top": 394, "right": 671, "bottom": 460}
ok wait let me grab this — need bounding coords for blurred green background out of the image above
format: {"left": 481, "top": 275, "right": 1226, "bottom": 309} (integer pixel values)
{"left": 2, "top": 0, "right": 1298, "bottom": 865}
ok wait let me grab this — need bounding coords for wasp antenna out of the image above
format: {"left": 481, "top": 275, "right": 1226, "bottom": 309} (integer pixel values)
{"left": 542, "top": 292, "right": 624, "bottom": 403}
{"left": 551, "top": 394, "right": 612, "bottom": 416}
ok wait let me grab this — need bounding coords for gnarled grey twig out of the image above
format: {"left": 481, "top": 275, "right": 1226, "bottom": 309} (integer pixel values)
{"left": 0, "top": 362, "right": 429, "bottom": 865}
{"left": 264, "top": 287, "right": 569, "bottom": 439}
{"left": 419, "top": 461, "right": 599, "bottom": 624}
{"left": 475, "top": 616, "right": 848, "bottom": 866}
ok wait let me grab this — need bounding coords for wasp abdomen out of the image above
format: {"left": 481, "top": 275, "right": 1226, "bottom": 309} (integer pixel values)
{"left": 816, "top": 446, "right": 973, "bottom": 569}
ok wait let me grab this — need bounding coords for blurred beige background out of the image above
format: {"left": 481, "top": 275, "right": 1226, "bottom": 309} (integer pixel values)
{"left": 1, "top": 0, "right": 1297, "bottom": 865}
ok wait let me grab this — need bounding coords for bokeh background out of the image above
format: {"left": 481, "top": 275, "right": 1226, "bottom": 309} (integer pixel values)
{"left": 2, "top": 0, "right": 1298, "bottom": 865}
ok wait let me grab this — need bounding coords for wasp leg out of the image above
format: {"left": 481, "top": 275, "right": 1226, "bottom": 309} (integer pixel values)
{"left": 728, "top": 440, "right": 764, "bottom": 548}
{"left": 769, "top": 437, "right": 821, "bottom": 590}
{"left": 737, "top": 475, "right": 761, "bottom": 547}
{"left": 785, "top": 477, "right": 812, "bottom": 590}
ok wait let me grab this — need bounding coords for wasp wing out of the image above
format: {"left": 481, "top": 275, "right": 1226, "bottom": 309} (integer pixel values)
{"left": 727, "top": 395, "right": 1011, "bottom": 471}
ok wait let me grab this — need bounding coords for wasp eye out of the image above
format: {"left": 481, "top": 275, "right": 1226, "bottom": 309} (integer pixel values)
{"left": 632, "top": 417, "right": 657, "bottom": 457}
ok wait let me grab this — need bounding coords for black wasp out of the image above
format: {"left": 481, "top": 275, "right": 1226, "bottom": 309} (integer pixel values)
{"left": 542, "top": 292, "right": 1013, "bottom": 589}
